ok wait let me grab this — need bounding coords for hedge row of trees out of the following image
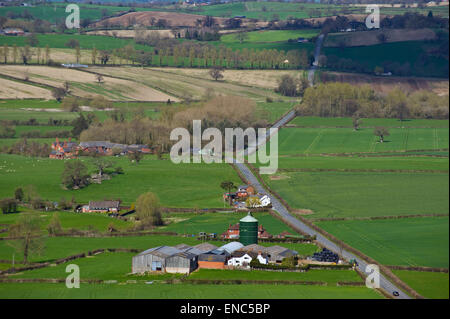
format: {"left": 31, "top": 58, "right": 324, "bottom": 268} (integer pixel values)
{"left": 297, "top": 82, "right": 449, "bottom": 119}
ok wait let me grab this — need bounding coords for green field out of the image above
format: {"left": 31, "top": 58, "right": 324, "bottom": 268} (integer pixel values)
{"left": 262, "top": 156, "right": 449, "bottom": 171}
{"left": 263, "top": 171, "right": 449, "bottom": 218}
{"left": 0, "top": 235, "right": 206, "bottom": 263}
{"left": 323, "top": 40, "right": 449, "bottom": 78}
{"left": 161, "top": 211, "right": 299, "bottom": 237}
{"left": 0, "top": 282, "right": 382, "bottom": 299}
{"left": 290, "top": 116, "right": 450, "bottom": 128}
{"left": 392, "top": 270, "right": 449, "bottom": 299}
{"left": 188, "top": 268, "right": 362, "bottom": 285}
{"left": 317, "top": 217, "right": 449, "bottom": 268}
{"left": 0, "top": 4, "right": 128, "bottom": 23}
{"left": 0, "top": 34, "right": 151, "bottom": 51}
{"left": 220, "top": 29, "right": 319, "bottom": 43}
{"left": 275, "top": 127, "right": 449, "bottom": 155}
{"left": 0, "top": 210, "right": 132, "bottom": 234}
{"left": 0, "top": 154, "right": 242, "bottom": 207}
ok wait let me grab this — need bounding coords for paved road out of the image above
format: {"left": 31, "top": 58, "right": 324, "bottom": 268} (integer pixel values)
{"left": 233, "top": 33, "right": 411, "bottom": 299}
{"left": 307, "top": 34, "right": 325, "bottom": 85}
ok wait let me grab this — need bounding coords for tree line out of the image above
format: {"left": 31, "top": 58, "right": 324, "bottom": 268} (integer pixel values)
{"left": 296, "top": 82, "right": 449, "bottom": 119}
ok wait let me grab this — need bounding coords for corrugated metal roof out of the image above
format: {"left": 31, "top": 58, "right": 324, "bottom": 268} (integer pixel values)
{"left": 193, "top": 243, "right": 218, "bottom": 252}
{"left": 218, "top": 241, "right": 244, "bottom": 254}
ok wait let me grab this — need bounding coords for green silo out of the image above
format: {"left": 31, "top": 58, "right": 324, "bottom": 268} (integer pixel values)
{"left": 239, "top": 212, "right": 258, "bottom": 246}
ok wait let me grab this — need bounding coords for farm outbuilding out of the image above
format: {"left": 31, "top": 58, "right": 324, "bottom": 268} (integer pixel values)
{"left": 132, "top": 244, "right": 204, "bottom": 274}
{"left": 165, "top": 251, "right": 198, "bottom": 274}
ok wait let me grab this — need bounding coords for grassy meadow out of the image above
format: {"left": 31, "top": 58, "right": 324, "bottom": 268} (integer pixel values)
{"left": 392, "top": 270, "right": 449, "bottom": 299}
{"left": 0, "top": 154, "right": 242, "bottom": 208}
{"left": 323, "top": 40, "right": 449, "bottom": 78}
{"left": 0, "top": 282, "right": 383, "bottom": 299}
{"left": 316, "top": 217, "right": 449, "bottom": 268}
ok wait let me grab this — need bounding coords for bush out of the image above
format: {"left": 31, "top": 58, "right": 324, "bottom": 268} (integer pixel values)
{"left": 0, "top": 198, "right": 18, "bottom": 214}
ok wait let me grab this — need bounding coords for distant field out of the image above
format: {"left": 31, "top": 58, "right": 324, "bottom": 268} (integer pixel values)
{"left": 0, "top": 282, "right": 383, "bottom": 299}
{"left": 392, "top": 270, "right": 449, "bottom": 299}
{"left": 0, "top": 154, "right": 241, "bottom": 208}
{"left": 220, "top": 29, "right": 319, "bottom": 43}
{"left": 316, "top": 72, "right": 449, "bottom": 96}
{"left": 259, "top": 156, "right": 449, "bottom": 172}
{"left": 0, "top": 34, "right": 150, "bottom": 51}
{"left": 0, "top": 4, "right": 128, "bottom": 23}
{"left": 0, "top": 65, "right": 176, "bottom": 102}
{"left": 89, "top": 66, "right": 282, "bottom": 101}
{"left": 323, "top": 40, "right": 449, "bottom": 78}
{"left": 263, "top": 171, "right": 449, "bottom": 218}
{"left": 0, "top": 235, "right": 206, "bottom": 263}
{"left": 324, "top": 29, "right": 438, "bottom": 48}
{"left": 317, "top": 217, "right": 449, "bottom": 268}
{"left": 275, "top": 127, "right": 449, "bottom": 155}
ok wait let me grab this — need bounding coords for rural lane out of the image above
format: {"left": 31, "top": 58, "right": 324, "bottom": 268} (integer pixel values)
{"left": 234, "top": 34, "right": 411, "bottom": 299}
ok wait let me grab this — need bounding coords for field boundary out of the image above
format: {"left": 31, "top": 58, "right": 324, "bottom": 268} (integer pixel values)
{"left": 277, "top": 168, "right": 449, "bottom": 173}
{"left": 279, "top": 148, "right": 449, "bottom": 157}
{"left": 387, "top": 265, "right": 449, "bottom": 273}
{"left": 310, "top": 213, "right": 449, "bottom": 222}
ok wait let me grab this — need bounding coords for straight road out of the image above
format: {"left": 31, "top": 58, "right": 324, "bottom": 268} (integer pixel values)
{"left": 234, "top": 34, "right": 411, "bottom": 299}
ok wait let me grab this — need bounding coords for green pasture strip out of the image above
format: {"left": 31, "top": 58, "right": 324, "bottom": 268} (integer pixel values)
{"left": 188, "top": 268, "right": 362, "bottom": 285}
{"left": 290, "top": 117, "right": 449, "bottom": 128}
{"left": 256, "top": 155, "right": 449, "bottom": 171}
{"left": 317, "top": 217, "right": 449, "bottom": 268}
{"left": 323, "top": 41, "right": 449, "bottom": 78}
{"left": 0, "top": 153, "right": 242, "bottom": 208}
{"left": 274, "top": 127, "right": 449, "bottom": 155}
{"left": 0, "top": 282, "right": 383, "bottom": 299}
{"left": 160, "top": 211, "right": 300, "bottom": 237}
{"left": 392, "top": 270, "right": 449, "bottom": 299}
{"left": 0, "top": 34, "right": 151, "bottom": 51}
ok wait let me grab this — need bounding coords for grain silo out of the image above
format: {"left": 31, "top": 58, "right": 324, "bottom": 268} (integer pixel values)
{"left": 239, "top": 213, "right": 258, "bottom": 246}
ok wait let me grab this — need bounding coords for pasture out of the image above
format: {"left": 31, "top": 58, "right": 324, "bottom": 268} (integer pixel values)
{"left": 188, "top": 268, "right": 362, "bottom": 285}
{"left": 317, "top": 217, "right": 449, "bottom": 268}
{"left": 160, "top": 211, "right": 299, "bottom": 237}
{"left": 0, "top": 154, "right": 242, "bottom": 208}
{"left": 0, "top": 210, "right": 132, "bottom": 234}
{"left": 0, "top": 282, "right": 382, "bottom": 299}
{"left": 392, "top": 270, "right": 449, "bottom": 299}
{"left": 219, "top": 29, "right": 319, "bottom": 43}
{"left": 275, "top": 127, "right": 449, "bottom": 155}
{"left": 263, "top": 171, "right": 449, "bottom": 219}
{"left": 323, "top": 40, "right": 449, "bottom": 78}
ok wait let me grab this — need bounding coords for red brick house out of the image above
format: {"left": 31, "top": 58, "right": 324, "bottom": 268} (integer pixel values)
{"left": 49, "top": 137, "right": 78, "bottom": 159}
{"left": 220, "top": 223, "right": 272, "bottom": 240}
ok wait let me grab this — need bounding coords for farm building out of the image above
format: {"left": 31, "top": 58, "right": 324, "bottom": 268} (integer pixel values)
{"left": 79, "top": 141, "right": 151, "bottom": 156}
{"left": 198, "top": 253, "right": 228, "bottom": 269}
{"left": 227, "top": 251, "right": 268, "bottom": 268}
{"left": 49, "top": 138, "right": 78, "bottom": 159}
{"left": 1, "top": 28, "right": 25, "bottom": 36}
{"left": 132, "top": 243, "right": 216, "bottom": 274}
{"left": 82, "top": 200, "right": 120, "bottom": 213}
{"left": 238, "top": 244, "right": 298, "bottom": 264}
{"left": 193, "top": 243, "right": 218, "bottom": 252}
